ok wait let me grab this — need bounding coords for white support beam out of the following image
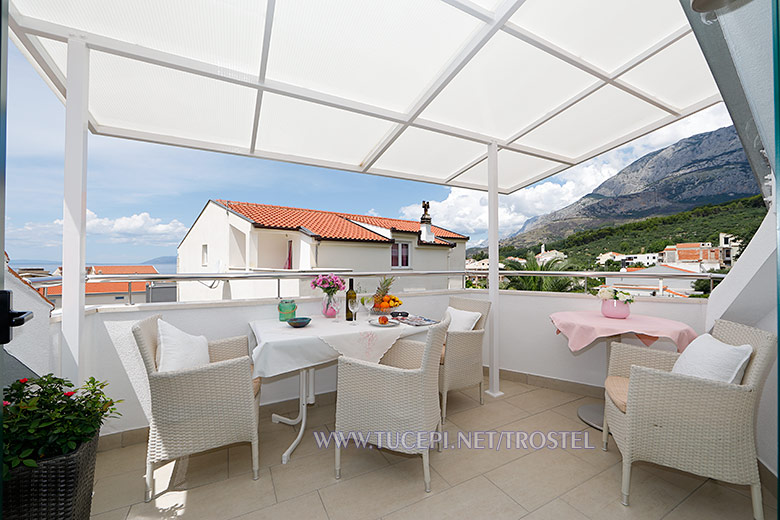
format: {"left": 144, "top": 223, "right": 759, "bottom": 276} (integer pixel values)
{"left": 249, "top": 0, "right": 276, "bottom": 154}
{"left": 486, "top": 141, "right": 503, "bottom": 398}
{"left": 360, "top": 0, "right": 528, "bottom": 171}
{"left": 61, "top": 39, "right": 89, "bottom": 383}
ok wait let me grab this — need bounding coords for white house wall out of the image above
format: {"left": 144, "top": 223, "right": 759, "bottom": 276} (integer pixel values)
{"left": 178, "top": 201, "right": 233, "bottom": 302}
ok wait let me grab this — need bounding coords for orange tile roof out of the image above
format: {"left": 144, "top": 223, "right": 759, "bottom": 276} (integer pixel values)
{"left": 90, "top": 265, "right": 159, "bottom": 275}
{"left": 659, "top": 264, "right": 697, "bottom": 273}
{"left": 46, "top": 265, "right": 159, "bottom": 296}
{"left": 215, "top": 200, "right": 468, "bottom": 243}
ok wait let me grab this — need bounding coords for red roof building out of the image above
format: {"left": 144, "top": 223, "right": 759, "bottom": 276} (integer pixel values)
{"left": 214, "top": 200, "right": 467, "bottom": 246}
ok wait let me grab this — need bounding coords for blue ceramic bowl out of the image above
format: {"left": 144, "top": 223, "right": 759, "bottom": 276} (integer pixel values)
{"left": 287, "top": 317, "right": 311, "bottom": 328}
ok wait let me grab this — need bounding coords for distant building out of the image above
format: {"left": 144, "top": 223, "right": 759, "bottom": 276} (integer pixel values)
{"left": 178, "top": 200, "right": 468, "bottom": 300}
{"left": 466, "top": 258, "right": 505, "bottom": 270}
{"left": 504, "top": 256, "right": 527, "bottom": 265}
{"left": 596, "top": 251, "right": 658, "bottom": 266}
{"left": 45, "top": 265, "right": 160, "bottom": 307}
{"left": 658, "top": 242, "right": 721, "bottom": 272}
{"left": 535, "top": 244, "right": 566, "bottom": 265}
{"left": 596, "top": 252, "right": 624, "bottom": 265}
{"left": 719, "top": 233, "right": 742, "bottom": 267}
{"left": 605, "top": 264, "right": 699, "bottom": 298}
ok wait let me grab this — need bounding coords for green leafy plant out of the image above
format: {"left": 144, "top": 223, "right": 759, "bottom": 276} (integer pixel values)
{"left": 3, "top": 374, "right": 120, "bottom": 480}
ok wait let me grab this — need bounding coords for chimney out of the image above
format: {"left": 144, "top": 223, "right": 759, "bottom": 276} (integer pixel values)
{"left": 420, "top": 201, "right": 433, "bottom": 243}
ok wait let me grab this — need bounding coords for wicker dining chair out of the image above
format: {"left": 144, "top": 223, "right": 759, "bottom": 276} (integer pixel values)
{"left": 439, "top": 297, "right": 491, "bottom": 422}
{"left": 335, "top": 315, "right": 451, "bottom": 492}
{"left": 602, "top": 319, "right": 776, "bottom": 520}
{"left": 131, "top": 314, "right": 261, "bottom": 502}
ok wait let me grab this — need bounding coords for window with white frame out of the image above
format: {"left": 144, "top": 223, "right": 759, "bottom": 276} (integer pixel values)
{"left": 201, "top": 244, "right": 208, "bottom": 267}
{"left": 391, "top": 242, "right": 410, "bottom": 268}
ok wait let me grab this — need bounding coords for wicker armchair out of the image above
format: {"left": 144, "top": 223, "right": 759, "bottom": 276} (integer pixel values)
{"left": 602, "top": 319, "right": 776, "bottom": 520}
{"left": 335, "top": 315, "right": 451, "bottom": 492}
{"left": 131, "top": 315, "right": 260, "bottom": 502}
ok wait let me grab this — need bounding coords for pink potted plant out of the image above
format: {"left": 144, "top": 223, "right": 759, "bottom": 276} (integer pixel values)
{"left": 310, "top": 274, "right": 346, "bottom": 318}
{"left": 597, "top": 287, "right": 634, "bottom": 319}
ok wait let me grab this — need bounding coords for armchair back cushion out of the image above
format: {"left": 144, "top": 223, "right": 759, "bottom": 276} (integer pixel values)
{"left": 157, "top": 319, "right": 211, "bottom": 373}
{"left": 672, "top": 333, "right": 752, "bottom": 384}
{"left": 447, "top": 297, "right": 490, "bottom": 330}
{"left": 445, "top": 306, "right": 481, "bottom": 332}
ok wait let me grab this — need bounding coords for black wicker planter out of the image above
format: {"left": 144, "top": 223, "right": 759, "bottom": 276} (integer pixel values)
{"left": 3, "top": 434, "right": 99, "bottom": 520}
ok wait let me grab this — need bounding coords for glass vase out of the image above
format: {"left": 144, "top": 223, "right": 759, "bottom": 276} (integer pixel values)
{"left": 322, "top": 294, "right": 340, "bottom": 318}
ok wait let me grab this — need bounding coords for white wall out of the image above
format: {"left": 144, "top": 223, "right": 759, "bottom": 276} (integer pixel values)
{"left": 718, "top": 0, "right": 775, "bottom": 172}
{"left": 4, "top": 270, "right": 57, "bottom": 376}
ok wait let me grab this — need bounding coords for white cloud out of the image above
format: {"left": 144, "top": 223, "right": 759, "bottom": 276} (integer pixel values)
{"left": 7, "top": 210, "right": 189, "bottom": 249}
{"left": 366, "top": 208, "right": 380, "bottom": 216}
{"left": 399, "top": 104, "right": 733, "bottom": 247}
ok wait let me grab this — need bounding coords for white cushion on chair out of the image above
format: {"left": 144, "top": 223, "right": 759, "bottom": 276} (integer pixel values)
{"left": 672, "top": 333, "right": 753, "bottom": 384}
{"left": 157, "top": 320, "right": 210, "bottom": 373}
{"left": 445, "top": 307, "right": 481, "bottom": 332}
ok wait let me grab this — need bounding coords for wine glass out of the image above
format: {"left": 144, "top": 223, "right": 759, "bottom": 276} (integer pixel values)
{"left": 348, "top": 298, "right": 360, "bottom": 325}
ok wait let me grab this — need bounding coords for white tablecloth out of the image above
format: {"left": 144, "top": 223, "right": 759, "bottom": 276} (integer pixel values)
{"left": 249, "top": 317, "right": 430, "bottom": 378}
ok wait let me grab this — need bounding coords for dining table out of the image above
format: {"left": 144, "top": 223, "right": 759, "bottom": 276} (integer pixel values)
{"left": 249, "top": 315, "right": 431, "bottom": 463}
{"left": 549, "top": 310, "right": 698, "bottom": 430}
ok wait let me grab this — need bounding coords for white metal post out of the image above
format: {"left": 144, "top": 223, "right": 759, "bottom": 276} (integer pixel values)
{"left": 61, "top": 39, "right": 89, "bottom": 382}
{"left": 486, "top": 142, "right": 503, "bottom": 397}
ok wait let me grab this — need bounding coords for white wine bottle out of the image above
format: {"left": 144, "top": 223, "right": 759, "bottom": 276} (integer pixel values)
{"left": 345, "top": 278, "right": 356, "bottom": 321}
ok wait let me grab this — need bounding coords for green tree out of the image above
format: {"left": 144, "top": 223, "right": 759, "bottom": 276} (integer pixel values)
{"left": 504, "top": 255, "right": 574, "bottom": 293}
{"left": 692, "top": 267, "right": 729, "bottom": 295}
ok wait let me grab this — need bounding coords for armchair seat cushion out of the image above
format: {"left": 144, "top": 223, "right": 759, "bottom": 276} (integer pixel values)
{"left": 605, "top": 375, "right": 629, "bottom": 413}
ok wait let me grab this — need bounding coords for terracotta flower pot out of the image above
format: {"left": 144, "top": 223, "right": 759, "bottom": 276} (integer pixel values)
{"left": 601, "top": 299, "right": 630, "bottom": 319}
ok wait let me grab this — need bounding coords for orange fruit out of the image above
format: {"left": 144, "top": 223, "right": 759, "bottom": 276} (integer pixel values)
{"left": 380, "top": 302, "right": 390, "bottom": 309}
{"left": 383, "top": 295, "right": 390, "bottom": 302}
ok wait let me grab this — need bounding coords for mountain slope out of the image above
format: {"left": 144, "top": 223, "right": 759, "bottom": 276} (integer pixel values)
{"left": 506, "top": 126, "right": 757, "bottom": 248}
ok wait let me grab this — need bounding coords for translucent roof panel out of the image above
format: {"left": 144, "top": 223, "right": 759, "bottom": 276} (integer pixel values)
{"left": 265, "top": 0, "right": 482, "bottom": 113}
{"left": 372, "top": 127, "right": 485, "bottom": 180}
{"left": 255, "top": 93, "right": 396, "bottom": 166}
{"left": 420, "top": 31, "right": 598, "bottom": 141}
{"left": 509, "top": 0, "right": 688, "bottom": 74}
{"left": 455, "top": 149, "right": 565, "bottom": 191}
{"left": 513, "top": 85, "right": 669, "bottom": 159}
{"left": 618, "top": 34, "right": 720, "bottom": 111}
{"left": 89, "top": 52, "right": 258, "bottom": 149}
{"left": 14, "top": 0, "right": 268, "bottom": 74}
{"left": 10, "top": 0, "right": 722, "bottom": 193}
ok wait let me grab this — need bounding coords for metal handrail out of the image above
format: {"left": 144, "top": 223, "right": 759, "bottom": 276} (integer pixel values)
{"left": 467, "top": 270, "right": 727, "bottom": 280}
{"left": 26, "top": 268, "right": 725, "bottom": 286}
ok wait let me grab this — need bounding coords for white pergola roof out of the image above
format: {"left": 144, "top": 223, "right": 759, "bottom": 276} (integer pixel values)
{"left": 9, "top": 0, "right": 721, "bottom": 194}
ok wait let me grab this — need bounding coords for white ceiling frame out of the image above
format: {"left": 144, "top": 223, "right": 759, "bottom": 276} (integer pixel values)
{"left": 358, "top": 0, "right": 529, "bottom": 172}
{"left": 10, "top": 8, "right": 573, "bottom": 168}
{"left": 248, "top": 0, "right": 276, "bottom": 154}
{"left": 8, "top": 18, "right": 100, "bottom": 133}
{"left": 95, "top": 122, "right": 483, "bottom": 193}
{"left": 8, "top": 4, "right": 722, "bottom": 196}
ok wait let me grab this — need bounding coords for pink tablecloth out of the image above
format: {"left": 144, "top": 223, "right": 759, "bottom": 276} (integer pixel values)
{"left": 550, "top": 310, "right": 698, "bottom": 352}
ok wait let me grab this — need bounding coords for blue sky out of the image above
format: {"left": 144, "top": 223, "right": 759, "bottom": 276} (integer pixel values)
{"left": 4, "top": 41, "right": 733, "bottom": 263}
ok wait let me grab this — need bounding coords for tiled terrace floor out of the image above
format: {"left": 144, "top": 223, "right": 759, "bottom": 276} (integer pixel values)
{"left": 92, "top": 377, "right": 777, "bottom": 520}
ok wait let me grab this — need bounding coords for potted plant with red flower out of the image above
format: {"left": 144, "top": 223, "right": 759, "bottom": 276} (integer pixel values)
{"left": 3, "top": 374, "right": 120, "bottom": 520}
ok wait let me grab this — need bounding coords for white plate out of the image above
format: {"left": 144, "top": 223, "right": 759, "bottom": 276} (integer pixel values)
{"left": 368, "top": 318, "right": 400, "bottom": 327}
